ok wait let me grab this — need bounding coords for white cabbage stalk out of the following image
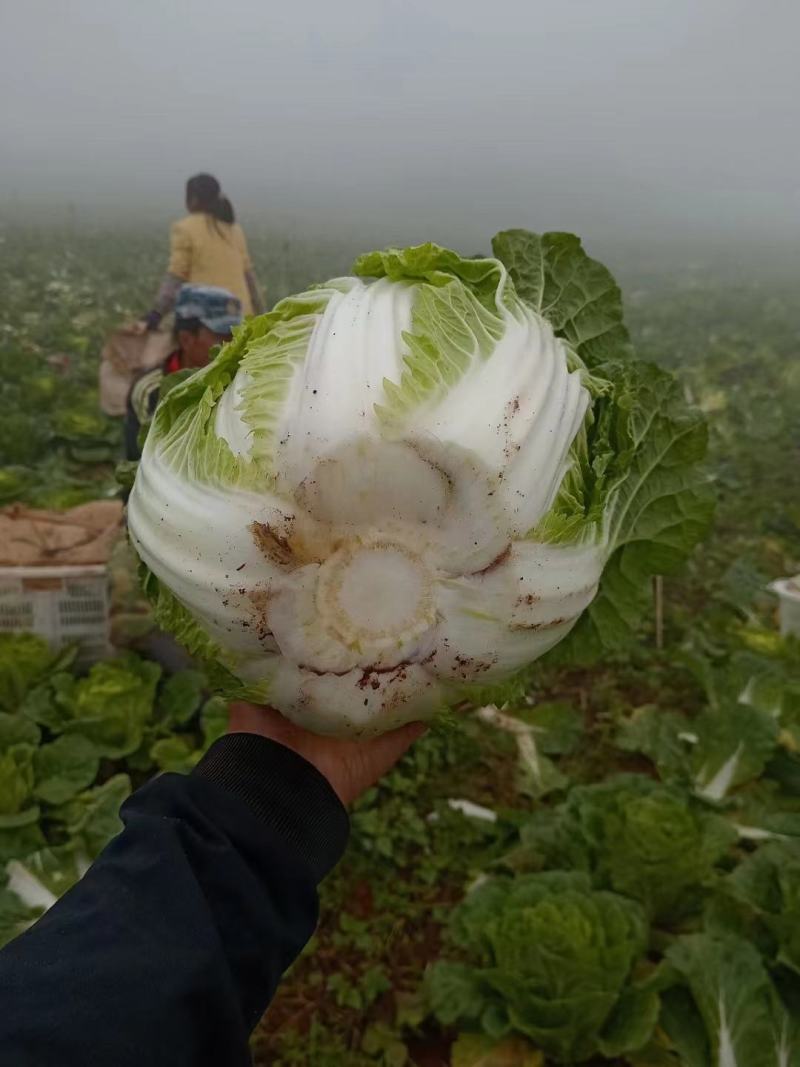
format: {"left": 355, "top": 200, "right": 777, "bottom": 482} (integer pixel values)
{"left": 128, "top": 239, "right": 705, "bottom": 736}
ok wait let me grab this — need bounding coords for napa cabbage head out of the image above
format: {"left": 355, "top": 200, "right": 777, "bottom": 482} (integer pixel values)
{"left": 428, "top": 871, "right": 657, "bottom": 1063}
{"left": 128, "top": 231, "right": 710, "bottom": 736}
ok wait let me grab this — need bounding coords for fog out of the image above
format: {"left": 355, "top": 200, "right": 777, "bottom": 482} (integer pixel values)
{"left": 2, "top": 0, "right": 799, "bottom": 252}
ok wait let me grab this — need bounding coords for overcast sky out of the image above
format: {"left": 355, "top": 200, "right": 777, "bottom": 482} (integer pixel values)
{"left": 2, "top": 0, "right": 798, "bottom": 249}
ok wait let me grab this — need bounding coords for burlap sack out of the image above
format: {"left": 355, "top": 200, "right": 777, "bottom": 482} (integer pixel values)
{"left": 0, "top": 501, "right": 124, "bottom": 567}
{"left": 98, "top": 329, "right": 172, "bottom": 416}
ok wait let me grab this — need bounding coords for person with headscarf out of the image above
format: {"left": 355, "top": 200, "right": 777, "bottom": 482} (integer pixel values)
{"left": 136, "top": 173, "right": 264, "bottom": 332}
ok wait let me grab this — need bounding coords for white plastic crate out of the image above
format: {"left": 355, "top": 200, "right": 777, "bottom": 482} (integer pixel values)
{"left": 0, "top": 565, "right": 111, "bottom": 665}
{"left": 770, "top": 577, "right": 800, "bottom": 638}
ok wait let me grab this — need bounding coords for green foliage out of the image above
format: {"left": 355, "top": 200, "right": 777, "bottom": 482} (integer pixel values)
{"left": 0, "top": 633, "right": 74, "bottom": 712}
{"left": 490, "top": 230, "right": 714, "bottom": 670}
{"left": 615, "top": 640, "right": 800, "bottom": 803}
{"left": 690, "top": 704, "right": 779, "bottom": 800}
{"left": 19, "top": 654, "right": 221, "bottom": 777}
{"left": 508, "top": 702, "right": 583, "bottom": 756}
{"left": 149, "top": 735, "right": 202, "bottom": 774}
{"left": 0, "top": 640, "right": 225, "bottom": 946}
{"left": 507, "top": 774, "right": 737, "bottom": 925}
{"left": 0, "top": 467, "right": 30, "bottom": 504}
{"left": 0, "top": 412, "right": 50, "bottom": 466}
{"left": 0, "top": 884, "right": 43, "bottom": 948}
{"left": 717, "top": 841, "right": 800, "bottom": 975}
{"left": 0, "top": 229, "right": 137, "bottom": 506}
{"left": 327, "top": 966, "right": 391, "bottom": 1011}
{"left": 360, "top": 1022, "right": 409, "bottom": 1067}
{"left": 564, "top": 775, "right": 736, "bottom": 921}
{"left": 491, "top": 229, "right": 632, "bottom": 367}
{"left": 200, "top": 696, "right": 229, "bottom": 749}
{"left": 56, "top": 775, "right": 132, "bottom": 857}
{"left": 429, "top": 635, "right": 800, "bottom": 1063}
{"left": 429, "top": 871, "right": 654, "bottom": 1063}
{"left": 0, "top": 743, "right": 36, "bottom": 819}
{"left": 32, "top": 735, "right": 99, "bottom": 805}
{"left": 157, "top": 670, "right": 205, "bottom": 728}
{"left": 24, "top": 654, "right": 161, "bottom": 759}
{"left": 661, "top": 933, "right": 800, "bottom": 1066}
{"left": 450, "top": 1032, "right": 544, "bottom": 1066}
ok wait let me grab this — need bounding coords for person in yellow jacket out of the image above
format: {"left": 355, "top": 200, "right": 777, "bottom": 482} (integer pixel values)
{"left": 136, "top": 173, "right": 264, "bottom": 332}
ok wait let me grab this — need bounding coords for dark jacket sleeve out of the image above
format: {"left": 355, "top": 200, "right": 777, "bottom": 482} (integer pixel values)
{"left": 0, "top": 732, "right": 349, "bottom": 1067}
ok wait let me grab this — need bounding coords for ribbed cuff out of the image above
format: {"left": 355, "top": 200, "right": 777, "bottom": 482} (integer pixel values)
{"left": 192, "top": 733, "right": 349, "bottom": 883}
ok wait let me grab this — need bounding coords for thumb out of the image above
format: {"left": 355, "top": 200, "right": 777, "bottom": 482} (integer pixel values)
{"left": 360, "top": 720, "right": 427, "bottom": 780}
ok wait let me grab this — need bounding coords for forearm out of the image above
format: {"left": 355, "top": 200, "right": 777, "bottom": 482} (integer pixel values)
{"left": 0, "top": 734, "right": 348, "bottom": 1067}
{"left": 144, "top": 272, "right": 185, "bottom": 328}
{"left": 245, "top": 268, "right": 265, "bottom": 315}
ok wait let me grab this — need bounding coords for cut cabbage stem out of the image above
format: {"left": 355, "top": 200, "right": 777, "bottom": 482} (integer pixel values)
{"left": 475, "top": 703, "right": 541, "bottom": 780}
{"left": 316, "top": 536, "right": 436, "bottom": 659}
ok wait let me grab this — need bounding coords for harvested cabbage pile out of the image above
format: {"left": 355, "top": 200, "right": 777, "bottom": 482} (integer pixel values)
{"left": 128, "top": 230, "right": 710, "bottom": 736}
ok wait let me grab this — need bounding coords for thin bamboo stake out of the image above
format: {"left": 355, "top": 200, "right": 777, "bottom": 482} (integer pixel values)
{"left": 654, "top": 574, "right": 664, "bottom": 650}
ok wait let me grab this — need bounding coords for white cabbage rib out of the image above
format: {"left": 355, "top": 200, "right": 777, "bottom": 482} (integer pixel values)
{"left": 129, "top": 259, "right": 599, "bottom": 736}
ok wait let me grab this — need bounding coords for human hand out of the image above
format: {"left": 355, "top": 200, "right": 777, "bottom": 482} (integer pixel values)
{"left": 228, "top": 702, "right": 426, "bottom": 806}
{"left": 125, "top": 319, "right": 148, "bottom": 336}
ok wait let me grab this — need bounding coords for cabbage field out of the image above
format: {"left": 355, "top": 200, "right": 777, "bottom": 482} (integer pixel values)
{"left": 1, "top": 225, "right": 799, "bottom": 1066}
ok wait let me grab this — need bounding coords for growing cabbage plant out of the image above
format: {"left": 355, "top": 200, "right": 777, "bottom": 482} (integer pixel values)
{"left": 129, "top": 230, "right": 710, "bottom": 736}
{"left": 427, "top": 871, "right": 658, "bottom": 1064}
